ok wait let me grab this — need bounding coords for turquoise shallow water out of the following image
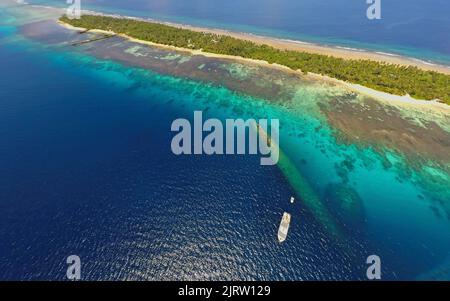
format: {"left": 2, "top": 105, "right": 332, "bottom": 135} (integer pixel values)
{"left": 0, "top": 2, "right": 449, "bottom": 280}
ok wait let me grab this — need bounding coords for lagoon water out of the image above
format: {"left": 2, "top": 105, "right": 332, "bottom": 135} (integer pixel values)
{"left": 0, "top": 2, "right": 449, "bottom": 280}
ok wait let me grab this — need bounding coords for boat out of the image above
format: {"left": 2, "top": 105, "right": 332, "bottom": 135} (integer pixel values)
{"left": 278, "top": 212, "right": 291, "bottom": 243}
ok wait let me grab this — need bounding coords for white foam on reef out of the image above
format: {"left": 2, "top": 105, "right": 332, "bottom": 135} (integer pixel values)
{"left": 336, "top": 46, "right": 366, "bottom": 52}
{"left": 410, "top": 57, "right": 439, "bottom": 66}
{"left": 277, "top": 38, "right": 313, "bottom": 46}
{"left": 375, "top": 51, "right": 400, "bottom": 57}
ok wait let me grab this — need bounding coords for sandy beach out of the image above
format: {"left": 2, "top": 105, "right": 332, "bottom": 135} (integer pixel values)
{"left": 20, "top": 1, "right": 450, "bottom": 76}
{"left": 70, "top": 9, "right": 450, "bottom": 76}
{"left": 174, "top": 24, "right": 450, "bottom": 76}
{"left": 5, "top": 0, "right": 448, "bottom": 76}
{"left": 58, "top": 20, "right": 450, "bottom": 113}
{"left": 16, "top": 0, "right": 448, "bottom": 110}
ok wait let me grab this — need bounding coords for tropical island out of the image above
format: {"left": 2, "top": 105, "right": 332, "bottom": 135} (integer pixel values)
{"left": 60, "top": 15, "right": 450, "bottom": 104}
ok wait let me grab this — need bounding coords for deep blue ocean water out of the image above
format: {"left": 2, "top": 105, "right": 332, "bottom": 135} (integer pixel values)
{"left": 0, "top": 28, "right": 363, "bottom": 280}
{"left": 0, "top": 2, "right": 449, "bottom": 280}
{"left": 27, "top": 0, "right": 450, "bottom": 65}
{"left": 1, "top": 33, "right": 387, "bottom": 280}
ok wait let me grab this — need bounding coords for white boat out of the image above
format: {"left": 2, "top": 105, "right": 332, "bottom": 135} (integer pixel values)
{"left": 278, "top": 212, "right": 291, "bottom": 243}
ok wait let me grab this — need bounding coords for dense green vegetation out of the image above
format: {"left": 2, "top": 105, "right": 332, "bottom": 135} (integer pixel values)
{"left": 60, "top": 15, "right": 450, "bottom": 104}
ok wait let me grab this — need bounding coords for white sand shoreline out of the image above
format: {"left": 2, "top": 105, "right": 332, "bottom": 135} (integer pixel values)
{"left": 16, "top": 0, "right": 450, "bottom": 75}
{"left": 58, "top": 20, "right": 450, "bottom": 114}
{"left": 75, "top": 9, "right": 450, "bottom": 76}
